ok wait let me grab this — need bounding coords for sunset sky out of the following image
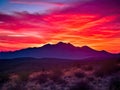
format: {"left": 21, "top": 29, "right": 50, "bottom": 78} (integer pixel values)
{"left": 0, "top": 0, "right": 120, "bottom": 53}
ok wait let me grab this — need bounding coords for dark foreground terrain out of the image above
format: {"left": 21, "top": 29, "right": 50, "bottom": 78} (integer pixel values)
{"left": 0, "top": 57, "right": 120, "bottom": 90}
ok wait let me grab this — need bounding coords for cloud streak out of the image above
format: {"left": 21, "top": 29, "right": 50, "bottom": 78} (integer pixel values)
{"left": 0, "top": 11, "right": 120, "bottom": 53}
{"left": 11, "top": 0, "right": 90, "bottom": 4}
{"left": 0, "top": 0, "right": 120, "bottom": 53}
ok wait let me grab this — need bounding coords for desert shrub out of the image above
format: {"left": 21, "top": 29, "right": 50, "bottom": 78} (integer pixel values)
{"left": 96, "top": 61, "right": 119, "bottom": 76}
{"left": 37, "top": 73, "right": 49, "bottom": 84}
{"left": 50, "top": 70, "right": 63, "bottom": 78}
{"left": 70, "top": 81, "right": 92, "bottom": 90}
{"left": 49, "top": 70, "right": 67, "bottom": 84}
{"left": 82, "top": 65, "right": 93, "bottom": 71}
{"left": 50, "top": 73, "right": 66, "bottom": 84}
{"left": 109, "top": 76, "right": 120, "bottom": 90}
{"left": 9, "top": 74, "right": 20, "bottom": 82}
{"left": 57, "top": 78, "right": 66, "bottom": 85}
{"left": 25, "top": 81, "right": 41, "bottom": 90}
{"left": 6, "top": 85, "right": 22, "bottom": 90}
{"left": 94, "top": 70, "right": 105, "bottom": 77}
{"left": 73, "top": 63, "right": 81, "bottom": 68}
{"left": 52, "top": 76, "right": 66, "bottom": 85}
{"left": 19, "top": 72, "right": 29, "bottom": 81}
{"left": 0, "top": 73, "right": 9, "bottom": 84}
{"left": 28, "top": 71, "right": 51, "bottom": 84}
{"left": 74, "top": 72, "right": 85, "bottom": 78}
{"left": 112, "top": 64, "right": 120, "bottom": 73}
{"left": 2, "top": 81, "right": 25, "bottom": 90}
{"left": 87, "top": 76, "right": 95, "bottom": 82}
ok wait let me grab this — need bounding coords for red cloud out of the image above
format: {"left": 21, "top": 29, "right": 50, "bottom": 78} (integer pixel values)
{"left": 53, "top": 0, "right": 120, "bottom": 15}
{"left": 0, "top": 11, "right": 120, "bottom": 53}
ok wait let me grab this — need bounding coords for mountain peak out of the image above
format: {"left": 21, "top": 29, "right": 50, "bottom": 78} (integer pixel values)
{"left": 57, "top": 42, "right": 65, "bottom": 44}
{"left": 81, "top": 46, "right": 91, "bottom": 49}
{"left": 56, "top": 42, "right": 70, "bottom": 45}
{"left": 0, "top": 42, "right": 116, "bottom": 59}
{"left": 56, "top": 42, "right": 74, "bottom": 47}
{"left": 42, "top": 43, "right": 52, "bottom": 47}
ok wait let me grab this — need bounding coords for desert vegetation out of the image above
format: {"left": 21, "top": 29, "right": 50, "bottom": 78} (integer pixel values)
{"left": 0, "top": 59, "right": 120, "bottom": 90}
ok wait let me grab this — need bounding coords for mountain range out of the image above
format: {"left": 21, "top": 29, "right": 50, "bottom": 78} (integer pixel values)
{"left": 0, "top": 42, "right": 120, "bottom": 59}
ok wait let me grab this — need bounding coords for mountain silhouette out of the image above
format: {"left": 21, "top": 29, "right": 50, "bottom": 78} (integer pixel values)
{"left": 0, "top": 42, "right": 119, "bottom": 59}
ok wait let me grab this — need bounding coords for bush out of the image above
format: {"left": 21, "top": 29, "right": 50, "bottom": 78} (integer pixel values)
{"left": 37, "top": 73, "right": 49, "bottom": 84}
{"left": 82, "top": 65, "right": 93, "bottom": 71}
{"left": 19, "top": 73, "right": 29, "bottom": 81}
{"left": 49, "top": 72, "right": 66, "bottom": 85}
{"left": 87, "top": 76, "right": 95, "bottom": 82}
{"left": 70, "top": 81, "right": 92, "bottom": 90}
{"left": 94, "top": 71, "right": 104, "bottom": 77}
{"left": 74, "top": 72, "right": 85, "bottom": 78}
{"left": 49, "top": 70, "right": 64, "bottom": 84}
{"left": 0, "top": 73, "right": 9, "bottom": 84}
{"left": 109, "top": 76, "right": 120, "bottom": 90}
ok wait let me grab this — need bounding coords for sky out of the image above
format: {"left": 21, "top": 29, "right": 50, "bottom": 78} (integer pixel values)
{"left": 0, "top": 0, "right": 120, "bottom": 53}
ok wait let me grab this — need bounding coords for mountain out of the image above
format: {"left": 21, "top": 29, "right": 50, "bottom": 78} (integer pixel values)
{"left": 0, "top": 42, "right": 119, "bottom": 59}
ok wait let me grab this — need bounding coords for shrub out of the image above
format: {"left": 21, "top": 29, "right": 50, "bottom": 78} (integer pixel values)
{"left": 1, "top": 80, "right": 24, "bottom": 90}
{"left": 109, "top": 76, "right": 120, "bottom": 90}
{"left": 49, "top": 73, "right": 66, "bottom": 85}
{"left": 87, "top": 76, "right": 95, "bottom": 82}
{"left": 49, "top": 70, "right": 63, "bottom": 83}
{"left": 82, "top": 65, "right": 93, "bottom": 71}
{"left": 37, "top": 73, "right": 49, "bottom": 84}
{"left": 0, "top": 73, "right": 9, "bottom": 84}
{"left": 19, "top": 73, "right": 29, "bottom": 81}
{"left": 94, "top": 70, "right": 104, "bottom": 77}
{"left": 70, "top": 81, "right": 92, "bottom": 90}
{"left": 74, "top": 72, "right": 85, "bottom": 78}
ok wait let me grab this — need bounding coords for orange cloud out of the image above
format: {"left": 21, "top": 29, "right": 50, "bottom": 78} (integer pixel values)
{"left": 0, "top": 12, "right": 120, "bottom": 53}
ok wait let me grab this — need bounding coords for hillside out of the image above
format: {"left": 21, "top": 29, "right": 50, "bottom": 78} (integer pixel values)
{"left": 0, "top": 42, "right": 119, "bottom": 59}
